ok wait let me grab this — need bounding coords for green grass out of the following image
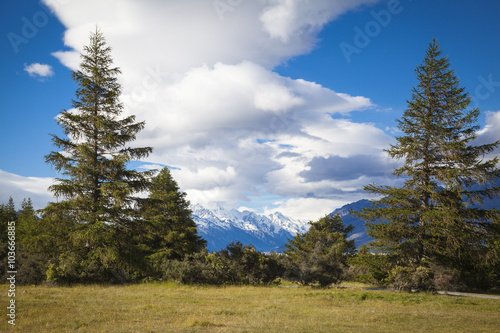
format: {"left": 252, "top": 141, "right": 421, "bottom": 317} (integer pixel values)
{"left": 1, "top": 282, "right": 499, "bottom": 332}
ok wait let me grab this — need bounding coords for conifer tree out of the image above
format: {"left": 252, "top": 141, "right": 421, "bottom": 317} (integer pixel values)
{"left": 15, "top": 198, "right": 49, "bottom": 284}
{"left": 140, "top": 167, "right": 206, "bottom": 275}
{"left": 1, "top": 197, "right": 17, "bottom": 223}
{"left": 357, "top": 40, "right": 500, "bottom": 288}
{"left": 0, "top": 197, "right": 17, "bottom": 280}
{"left": 17, "top": 198, "right": 38, "bottom": 248}
{"left": 284, "top": 214, "right": 355, "bottom": 287}
{"left": 44, "top": 27, "right": 153, "bottom": 282}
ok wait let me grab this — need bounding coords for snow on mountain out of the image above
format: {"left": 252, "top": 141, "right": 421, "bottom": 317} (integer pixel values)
{"left": 193, "top": 184, "right": 500, "bottom": 253}
{"left": 191, "top": 203, "right": 308, "bottom": 252}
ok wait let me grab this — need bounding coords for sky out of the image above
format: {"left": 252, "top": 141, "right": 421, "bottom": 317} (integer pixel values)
{"left": 1, "top": 0, "right": 500, "bottom": 221}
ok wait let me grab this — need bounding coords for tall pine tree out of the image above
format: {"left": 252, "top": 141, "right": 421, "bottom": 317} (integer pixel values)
{"left": 357, "top": 40, "right": 500, "bottom": 289}
{"left": 140, "top": 167, "right": 206, "bottom": 276}
{"left": 44, "top": 27, "right": 153, "bottom": 282}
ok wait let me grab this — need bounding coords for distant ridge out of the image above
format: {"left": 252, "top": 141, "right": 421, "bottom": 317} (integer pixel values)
{"left": 191, "top": 204, "right": 308, "bottom": 252}
{"left": 329, "top": 199, "right": 373, "bottom": 247}
{"left": 192, "top": 181, "right": 500, "bottom": 253}
{"left": 190, "top": 200, "right": 374, "bottom": 253}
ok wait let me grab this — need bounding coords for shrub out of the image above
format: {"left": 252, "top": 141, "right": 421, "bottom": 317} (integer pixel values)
{"left": 161, "top": 242, "right": 284, "bottom": 285}
{"left": 430, "top": 264, "right": 463, "bottom": 291}
{"left": 284, "top": 215, "right": 355, "bottom": 287}
{"left": 388, "top": 266, "right": 434, "bottom": 292}
{"left": 162, "top": 251, "right": 222, "bottom": 285}
{"left": 15, "top": 250, "right": 47, "bottom": 285}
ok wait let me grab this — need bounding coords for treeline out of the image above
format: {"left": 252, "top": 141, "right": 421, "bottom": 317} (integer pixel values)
{"left": 0, "top": 195, "right": 354, "bottom": 287}
{"left": 2, "top": 189, "right": 498, "bottom": 290}
{"left": 1, "top": 30, "right": 499, "bottom": 291}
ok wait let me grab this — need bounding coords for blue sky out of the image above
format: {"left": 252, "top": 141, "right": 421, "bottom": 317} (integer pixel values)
{"left": 1, "top": 0, "right": 500, "bottom": 220}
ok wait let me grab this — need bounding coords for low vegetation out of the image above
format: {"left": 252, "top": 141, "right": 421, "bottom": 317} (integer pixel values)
{"left": 1, "top": 282, "right": 498, "bottom": 332}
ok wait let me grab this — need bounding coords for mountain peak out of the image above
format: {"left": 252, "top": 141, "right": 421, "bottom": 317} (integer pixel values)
{"left": 191, "top": 203, "right": 308, "bottom": 252}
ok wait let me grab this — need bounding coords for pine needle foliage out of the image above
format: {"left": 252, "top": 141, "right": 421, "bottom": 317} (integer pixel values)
{"left": 356, "top": 40, "right": 500, "bottom": 288}
{"left": 140, "top": 167, "right": 206, "bottom": 274}
{"left": 43, "top": 27, "right": 153, "bottom": 282}
{"left": 284, "top": 214, "right": 355, "bottom": 287}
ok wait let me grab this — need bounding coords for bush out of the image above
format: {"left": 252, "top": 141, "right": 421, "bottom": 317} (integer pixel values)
{"left": 284, "top": 215, "right": 356, "bottom": 287}
{"left": 15, "top": 250, "right": 47, "bottom": 285}
{"left": 161, "top": 242, "right": 284, "bottom": 285}
{"left": 162, "top": 250, "right": 222, "bottom": 285}
{"left": 430, "top": 264, "right": 463, "bottom": 291}
{"left": 214, "top": 242, "right": 284, "bottom": 285}
{"left": 346, "top": 245, "right": 391, "bottom": 285}
{"left": 388, "top": 266, "right": 434, "bottom": 292}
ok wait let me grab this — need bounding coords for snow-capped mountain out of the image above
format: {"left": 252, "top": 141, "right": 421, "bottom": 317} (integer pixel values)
{"left": 191, "top": 203, "right": 308, "bottom": 252}
{"left": 193, "top": 182, "right": 500, "bottom": 253}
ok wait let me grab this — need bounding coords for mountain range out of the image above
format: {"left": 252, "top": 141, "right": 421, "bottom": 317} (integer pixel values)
{"left": 192, "top": 180, "right": 500, "bottom": 252}
{"left": 192, "top": 200, "right": 372, "bottom": 252}
{"left": 191, "top": 203, "right": 309, "bottom": 252}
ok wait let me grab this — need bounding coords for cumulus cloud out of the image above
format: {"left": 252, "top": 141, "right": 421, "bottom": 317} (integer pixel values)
{"left": 300, "top": 154, "right": 397, "bottom": 182}
{"left": 264, "top": 197, "right": 348, "bottom": 221}
{"left": 127, "top": 61, "right": 379, "bottom": 211}
{"left": 475, "top": 111, "right": 500, "bottom": 158}
{"left": 46, "top": 0, "right": 380, "bottom": 76}
{"left": 0, "top": 170, "right": 54, "bottom": 210}
{"left": 41, "top": 0, "right": 390, "bottom": 220}
{"left": 259, "top": 0, "right": 378, "bottom": 42}
{"left": 24, "top": 63, "right": 54, "bottom": 79}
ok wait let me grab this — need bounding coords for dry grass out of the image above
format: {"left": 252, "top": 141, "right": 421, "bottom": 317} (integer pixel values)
{"left": 1, "top": 282, "right": 499, "bottom": 332}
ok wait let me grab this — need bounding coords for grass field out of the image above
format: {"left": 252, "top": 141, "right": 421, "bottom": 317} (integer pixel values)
{"left": 1, "top": 282, "right": 499, "bottom": 332}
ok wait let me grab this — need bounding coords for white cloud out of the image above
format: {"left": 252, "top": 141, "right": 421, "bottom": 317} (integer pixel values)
{"left": 475, "top": 110, "right": 500, "bottom": 159}
{"left": 264, "top": 197, "right": 347, "bottom": 222}
{"left": 125, "top": 61, "right": 379, "bottom": 209}
{"left": 46, "top": 0, "right": 379, "bottom": 74}
{"left": 260, "top": 0, "right": 378, "bottom": 43}
{"left": 237, "top": 206, "right": 256, "bottom": 213}
{"left": 24, "top": 63, "right": 54, "bottom": 79}
{"left": 41, "top": 0, "right": 391, "bottom": 218}
{"left": 0, "top": 170, "right": 54, "bottom": 210}
{"left": 254, "top": 83, "right": 305, "bottom": 112}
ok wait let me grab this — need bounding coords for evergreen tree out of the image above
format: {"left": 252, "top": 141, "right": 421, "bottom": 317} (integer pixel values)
{"left": 357, "top": 40, "right": 500, "bottom": 289}
{"left": 140, "top": 167, "right": 206, "bottom": 275}
{"left": 17, "top": 198, "right": 39, "bottom": 252}
{"left": 0, "top": 197, "right": 17, "bottom": 280}
{"left": 0, "top": 197, "right": 17, "bottom": 247}
{"left": 284, "top": 214, "right": 355, "bottom": 287}
{"left": 15, "top": 198, "right": 49, "bottom": 284}
{"left": 1, "top": 197, "right": 17, "bottom": 223}
{"left": 44, "top": 27, "right": 153, "bottom": 282}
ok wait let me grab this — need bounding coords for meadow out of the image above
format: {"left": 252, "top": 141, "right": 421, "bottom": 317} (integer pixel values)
{"left": 1, "top": 282, "right": 499, "bottom": 332}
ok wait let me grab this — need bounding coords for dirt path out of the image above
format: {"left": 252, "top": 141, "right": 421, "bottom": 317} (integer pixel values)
{"left": 437, "top": 291, "right": 500, "bottom": 300}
